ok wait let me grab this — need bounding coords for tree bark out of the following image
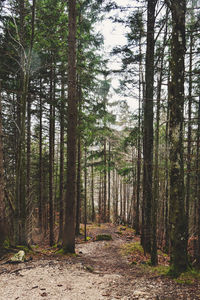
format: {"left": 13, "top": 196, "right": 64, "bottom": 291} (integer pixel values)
{"left": 49, "top": 58, "right": 54, "bottom": 247}
{"left": 186, "top": 33, "right": 193, "bottom": 248}
{"left": 0, "top": 80, "right": 6, "bottom": 247}
{"left": 38, "top": 79, "right": 43, "bottom": 231}
{"left": 63, "top": 0, "right": 77, "bottom": 253}
{"left": 58, "top": 67, "right": 65, "bottom": 242}
{"left": 142, "top": 0, "right": 156, "bottom": 254}
{"left": 197, "top": 96, "right": 200, "bottom": 263}
{"left": 91, "top": 162, "right": 95, "bottom": 222}
{"left": 167, "top": 0, "right": 188, "bottom": 275}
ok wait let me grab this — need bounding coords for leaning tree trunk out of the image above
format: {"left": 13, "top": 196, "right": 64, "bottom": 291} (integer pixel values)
{"left": 15, "top": 0, "right": 36, "bottom": 245}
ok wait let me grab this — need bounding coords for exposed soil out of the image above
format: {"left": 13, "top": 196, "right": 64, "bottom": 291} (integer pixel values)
{"left": 0, "top": 224, "right": 199, "bottom": 300}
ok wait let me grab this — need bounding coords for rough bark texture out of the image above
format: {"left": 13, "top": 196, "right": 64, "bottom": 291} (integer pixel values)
{"left": 142, "top": 0, "right": 156, "bottom": 254}
{"left": 107, "top": 142, "right": 111, "bottom": 222}
{"left": 197, "top": 96, "right": 200, "bottom": 263}
{"left": 63, "top": 0, "right": 77, "bottom": 253}
{"left": 75, "top": 133, "right": 81, "bottom": 236}
{"left": 135, "top": 36, "right": 142, "bottom": 234}
{"left": 167, "top": 0, "right": 188, "bottom": 275}
{"left": 38, "top": 79, "right": 43, "bottom": 231}
{"left": 58, "top": 69, "right": 65, "bottom": 242}
{"left": 0, "top": 80, "right": 6, "bottom": 247}
{"left": 49, "top": 59, "right": 54, "bottom": 247}
{"left": 185, "top": 33, "right": 193, "bottom": 247}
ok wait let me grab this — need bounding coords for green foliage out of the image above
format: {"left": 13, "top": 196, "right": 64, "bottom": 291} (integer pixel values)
{"left": 167, "top": 266, "right": 191, "bottom": 279}
{"left": 142, "top": 264, "right": 170, "bottom": 276}
{"left": 121, "top": 242, "right": 144, "bottom": 256}
{"left": 84, "top": 265, "right": 94, "bottom": 272}
{"left": 174, "top": 269, "right": 200, "bottom": 284}
{"left": 95, "top": 234, "right": 112, "bottom": 241}
{"left": 3, "top": 239, "right": 10, "bottom": 248}
{"left": 16, "top": 245, "right": 30, "bottom": 253}
{"left": 56, "top": 248, "right": 78, "bottom": 257}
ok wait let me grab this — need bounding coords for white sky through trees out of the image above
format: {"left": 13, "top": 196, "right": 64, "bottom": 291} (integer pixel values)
{"left": 95, "top": 0, "right": 141, "bottom": 114}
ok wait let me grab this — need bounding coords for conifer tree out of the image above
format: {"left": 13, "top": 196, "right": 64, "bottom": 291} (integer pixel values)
{"left": 63, "top": 0, "right": 77, "bottom": 253}
{"left": 166, "top": 0, "right": 188, "bottom": 275}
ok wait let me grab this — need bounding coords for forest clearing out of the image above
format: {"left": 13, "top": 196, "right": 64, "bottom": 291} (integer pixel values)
{"left": 0, "top": 224, "right": 200, "bottom": 300}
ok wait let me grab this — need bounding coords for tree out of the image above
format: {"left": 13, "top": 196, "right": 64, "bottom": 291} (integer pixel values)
{"left": 63, "top": 0, "right": 77, "bottom": 253}
{"left": 166, "top": 0, "right": 188, "bottom": 275}
{"left": 0, "top": 80, "right": 6, "bottom": 249}
{"left": 142, "top": 0, "right": 157, "bottom": 257}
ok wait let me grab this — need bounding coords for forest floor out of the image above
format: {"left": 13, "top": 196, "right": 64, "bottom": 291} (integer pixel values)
{"left": 0, "top": 224, "right": 200, "bottom": 300}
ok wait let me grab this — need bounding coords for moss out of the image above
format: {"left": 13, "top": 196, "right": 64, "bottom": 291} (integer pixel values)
{"left": 116, "top": 231, "right": 122, "bottom": 235}
{"left": 86, "top": 236, "right": 91, "bottom": 241}
{"left": 158, "top": 249, "right": 168, "bottom": 257}
{"left": 121, "top": 242, "right": 144, "bottom": 256}
{"left": 174, "top": 269, "right": 200, "bottom": 284}
{"left": 56, "top": 248, "right": 78, "bottom": 257}
{"left": 84, "top": 265, "right": 94, "bottom": 272}
{"left": 117, "top": 226, "right": 135, "bottom": 234}
{"left": 3, "top": 239, "right": 10, "bottom": 248}
{"left": 175, "top": 278, "right": 193, "bottom": 285}
{"left": 95, "top": 234, "right": 112, "bottom": 241}
{"left": 119, "top": 226, "right": 126, "bottom": 231}
{"left": 151, "top": 265, "right": 170, "bottom": 275}
{"left": 16, "top": 245, "right": 30, "bottom": 253}
{"left": 129, "top": 261, "right": 137, "bottom": 266}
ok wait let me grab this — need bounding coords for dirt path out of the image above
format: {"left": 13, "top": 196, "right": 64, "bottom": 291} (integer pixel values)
{"left": 0, "top": 224, "right": 199, "bottom": 300}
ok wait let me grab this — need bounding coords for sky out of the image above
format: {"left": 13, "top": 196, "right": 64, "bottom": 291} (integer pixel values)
{"left": 95, "top": 0, "right": 140, "bottom": 114}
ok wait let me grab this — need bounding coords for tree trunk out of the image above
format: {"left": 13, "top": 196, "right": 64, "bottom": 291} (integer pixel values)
{"left": 167, "top": 0, "right": 188, "bottom": 275}
{"left": 142, "top": 0, "right": 156, "bottom": 254}
{"left": 91, "top": 162, "right": 95, "bottom": 222}
{"left": 84, "top": 146, "right": 87, "bottom": 241}
{"left": 63, "top": 0, "right": 77, "bottom": 253}
{"left": 58, "top": 68, "right": 65, "bottom": 242}
{"left": 164, "top": 71, "right": 170, "bottom": 253}
{"left": 107, "top": 142, "right": 111, "bottom": 222}
{"left": 197, "top": 96, "right": 200, "bottom": 263}
{"left": 0, "top": 80, "right": 6, "bottom": 247}
{"left": 151, "top": 15, "right": 168, "bottom": 264}
{"left": 185, "top": 33, "right": 193, "bottom": 248}
{"left": 103, "top": 139, "right": 107, "bottom": 222}
{"left": 38, "top": 79, "right": 43, "bottom": 231}
{"left": 26, "top": 90, "right": 31, "bottom": 243}
{"left": 49, "top": 58, "right": 54, "bottom": 247}
{"left": 135, "top": 33, "right": 142, "bottom": 234}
